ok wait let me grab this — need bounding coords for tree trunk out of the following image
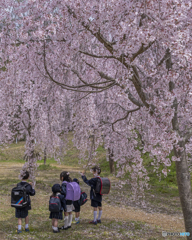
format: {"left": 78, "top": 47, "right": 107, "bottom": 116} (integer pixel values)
{"left": 174, "top": 141, "right": 192, "bottom": 239}
{"left": 44, "top": 147, "right": 47, "bottom": 165}
{"left": 108, "top": 148, "right": 115, "bottom": 174}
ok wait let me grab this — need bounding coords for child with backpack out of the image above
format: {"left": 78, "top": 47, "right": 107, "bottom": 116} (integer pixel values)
{"left": 81, "top": 166, "right": 102, "bottom": 225}
{"left": 72, "top": 178, "right": 81, "bottom": 224}
{"left": 49, "top": 184, "right": 66, "bottom": 233}
{"left": 72, "top": 178, "right": 88, "bottom": 224}
{"left": 13, "top": 171, "right": 35, "bottom": 233}
{"left": 60, "top": 171, "right": 74, "bottom": 230}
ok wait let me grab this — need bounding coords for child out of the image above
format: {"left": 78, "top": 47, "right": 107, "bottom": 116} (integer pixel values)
{"left": 49, "top": 184, "right": 66, "bottom": 233}
{"left": 60, "top": 171, "right": 74, "bottom": 230}
{"left": 15, "top": 171, "right": 35, "bottom": 233}
{"left": 81, "top": 166, "right": 102, "bottom": 225}
{"left": 72, "top": 178, "right": 81, "bottom": 224}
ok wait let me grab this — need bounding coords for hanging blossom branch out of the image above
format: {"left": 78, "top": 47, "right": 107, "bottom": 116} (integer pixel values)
{"left": 111, "top": 107, "right": 140, "bottom": 132}
{"left": 72, "top": 74, "right": 112, "bottom": 103}
{"left": 79, "top": 50, "right": 116, "bottom": 59}
{"left": 88, "top": 69, "right": 145, "bottom": 108}
{"left": 43, "top": 43, "right": 117, "bottom": 93}
{"left": 70, "top": 68, "right": 115, "bottom": 88}
{"left": 100, "top": 104, "right": 140, "bottom": 132}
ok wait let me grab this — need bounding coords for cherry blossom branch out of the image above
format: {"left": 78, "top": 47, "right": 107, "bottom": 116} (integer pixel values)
{"left": 79, "top": 50, "right": 115, "bottom": 59}
{"left": 43, "top": 43, "right": 116, "bottom": 93}
{"left": 100, "top": 106, "right": 140, "bottom": 134}
{"left": 74, "top": 92, "right": 91, "bottom": 102}
{"left": 111, "top": 107, "right": 140, "bottom": 132}
{"left": 89, "top": 70, "right": 145, "bottom": 108}
{"left": 71, "top": 68, "right": 114, "bottom": 87}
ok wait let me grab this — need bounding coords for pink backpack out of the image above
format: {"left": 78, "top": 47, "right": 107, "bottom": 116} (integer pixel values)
{"left": 62, "top": 181, "right": 81, "bottom": 201}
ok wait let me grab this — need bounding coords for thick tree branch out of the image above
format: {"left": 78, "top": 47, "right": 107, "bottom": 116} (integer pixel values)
{"left": 130, "top": 41, "right": 155, "bottom": 62}
{"left": 125, "top": 89, "right": 144, "bottom": 107}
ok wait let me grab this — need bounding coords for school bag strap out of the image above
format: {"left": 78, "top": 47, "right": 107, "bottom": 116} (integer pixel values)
{"left": 17, "top": 182, "right": 30, "bottom": 190}
{"left": 17, "top": 182, "right": 30, "bottom": 187}
{"left": 17, "top": 183, "right": 31, "bottom": 197}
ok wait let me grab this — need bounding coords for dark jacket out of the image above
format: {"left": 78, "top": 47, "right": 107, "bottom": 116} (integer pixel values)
{"left": 17, "top": 181, "right": 36, "bottom": 210}
{"left": 60, "top": 182, "right": 72, "bottom": 205}
{"left": 81, "top": 175, "right": 102, "bottom": 202}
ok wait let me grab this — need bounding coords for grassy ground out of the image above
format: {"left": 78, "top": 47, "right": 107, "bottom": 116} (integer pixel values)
{"left": 0, "top": 134, "right": 187, "bottom": 240}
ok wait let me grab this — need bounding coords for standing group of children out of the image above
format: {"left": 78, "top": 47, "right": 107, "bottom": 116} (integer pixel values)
{"left": 14, "top": 166, "right": 103, "bottom": 233}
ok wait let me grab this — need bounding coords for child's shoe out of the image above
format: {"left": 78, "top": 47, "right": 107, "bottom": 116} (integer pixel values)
{"left": 25, "top": 228, "right": 30, "bottom": 232}
{"left": 17, "top": 230, "right": 22, "bottom": 234}
{"left": 60, "top": 226, "right": 68, "bottom": 230}
{"left": 75, "top": 220, "right": 80, "bottom": 224}
{"left": 97, "top": 219, "right": 101, "bottom": 223}
{"left": 68, "top": 226, "right": 71, "bottom": 229}
{"left": 53, "top": 229, "right": 60, "bottom": 233}
{"left": 89, "top": 221, "right": 97, "bottom": 225}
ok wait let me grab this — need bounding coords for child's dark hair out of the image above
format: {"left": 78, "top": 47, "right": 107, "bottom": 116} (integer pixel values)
{"left": 51, "top": 184, "right": 61, "bottom": 197}
{"left": 73, "top": 178, "right": 79, "bottom": 185}
{"left": 22, "top": 171, "right": 29, "bottom": 180}
{"left": 91, "top": 166, "right": 101, "bottom": 175}
{"left": 60, "top": 171, "right": 72, "bottom": 182}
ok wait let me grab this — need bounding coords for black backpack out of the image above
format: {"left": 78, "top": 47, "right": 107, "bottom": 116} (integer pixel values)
{"left": 49, "top": 195, "right": 61, "bottom": 212}
{"left": 79, "top": 192, "right": 88, "bottom": 206}
{"left": 95, "top": 177, "right": 111, "bottom": 195}
{"left": 11, "top": 183, "right": 30, "bottom": 208}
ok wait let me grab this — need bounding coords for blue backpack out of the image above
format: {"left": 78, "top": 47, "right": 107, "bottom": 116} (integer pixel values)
{"left": 49, "top": 195, "right": 61, "bottom": 212}
{"left": 79, "top": 191, "right": 88, "bottom": 206}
